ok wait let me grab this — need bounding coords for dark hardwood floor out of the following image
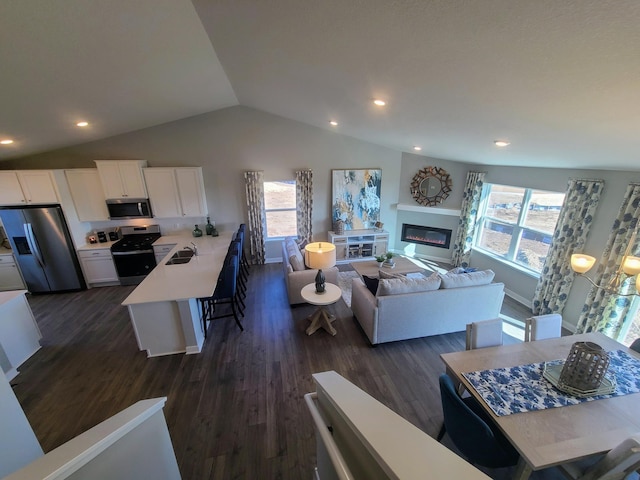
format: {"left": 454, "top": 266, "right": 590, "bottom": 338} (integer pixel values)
{"left": 11, "top": 263, "right": 536, "bottom": 479}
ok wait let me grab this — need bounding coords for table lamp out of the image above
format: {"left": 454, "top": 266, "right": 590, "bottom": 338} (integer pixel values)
{"left": 305, "top": 242, "right": 336, "bottom": 293}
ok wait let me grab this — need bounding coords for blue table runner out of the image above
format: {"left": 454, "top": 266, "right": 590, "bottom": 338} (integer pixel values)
{"left": 462, "top": 350, "right": 640, "bottom": 416}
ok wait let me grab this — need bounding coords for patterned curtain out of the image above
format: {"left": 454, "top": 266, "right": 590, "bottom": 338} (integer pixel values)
{"left": 296, "top": 169, "right": 313, "bottom": 243}
{"left": 451, "top": 171, "right": 486, "bottom": 268}
{"left": 532, "top": 178, "right": 604, "bottom": 315}
{"left": 244, "top": 171, "right": 266, "bottom": 265}
{"left": 576, "top": 183, "right": 640, "bottom": 338}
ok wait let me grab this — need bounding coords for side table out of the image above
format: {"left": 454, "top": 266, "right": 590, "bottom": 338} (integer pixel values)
{"left": 300, "top": 283, "right": 342, "bottom": 336}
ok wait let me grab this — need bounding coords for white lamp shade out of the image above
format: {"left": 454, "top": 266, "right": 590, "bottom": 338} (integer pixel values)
{"left": 622, "top": 256, "right": 640, "bottom": 276}
{"left": 571, "top": 254, "right": 596, "bottom": 274}
{"left": 305, "top": 242, "right": 336, "bottom": 270}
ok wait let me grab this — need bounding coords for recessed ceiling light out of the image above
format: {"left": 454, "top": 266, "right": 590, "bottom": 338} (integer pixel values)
{"left": 0, "top": 139, "right": 14, "bottom": 145}
{"left": 76, "top": 121, "right": 89, "bottom": 127}
{"left": 413, "top": 146, "right": 422, "bottom": 151}
{"left": 494, "top": 140, "right": 510, "bottom": 147}
{"left": 373, "top": 99, "right": 386, "bottom": 106}
{"left": 329, "top": 120, "right": 338, "bottom": 126}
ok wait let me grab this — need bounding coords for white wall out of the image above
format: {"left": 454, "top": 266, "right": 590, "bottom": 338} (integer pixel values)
{"left": 5, "top": 105, "right": 640, "bottom": 330}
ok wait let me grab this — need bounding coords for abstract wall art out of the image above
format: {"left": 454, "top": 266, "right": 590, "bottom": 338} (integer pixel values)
{"left": 332, "top": 169, "right": 382, "bottom": 230}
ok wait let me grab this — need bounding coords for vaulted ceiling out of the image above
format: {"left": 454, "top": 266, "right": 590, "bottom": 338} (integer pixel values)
{"left": 2, "top": 0, "right": 639, "bottom": 171}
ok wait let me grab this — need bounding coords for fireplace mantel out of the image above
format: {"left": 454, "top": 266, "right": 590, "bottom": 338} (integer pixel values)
{"left": 396, "top": 203, "right": 461, "bottom": 217}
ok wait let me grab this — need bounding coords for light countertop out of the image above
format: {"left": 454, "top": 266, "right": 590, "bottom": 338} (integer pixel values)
{"left": 0, "top": 290, "right": 28, "bottom": 307}
{"left": 122, "top": 232, "right": 234, "bottom": 305}
{"left": 77, "top": 240, "right": 118, "bottom": 251}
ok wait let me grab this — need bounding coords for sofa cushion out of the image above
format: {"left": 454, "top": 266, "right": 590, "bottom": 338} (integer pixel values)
{"left": 285, "top": 238, "right": 305, "bottom": 271}
{"left": 362, "top": 275, "right": 379, "bottom": 296}
{"left": 377, "top": 273, "right": 441, "bottom": 296}
{"left": 439, "top": 269, "right": 495, "bottom": 289}
{"left": 379, "top": 269, "right": 405, "bottom": 279}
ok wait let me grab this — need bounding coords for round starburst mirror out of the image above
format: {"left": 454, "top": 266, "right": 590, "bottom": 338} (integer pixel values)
{"left": 410, "top": 167, "right": 452, "bottom": 206}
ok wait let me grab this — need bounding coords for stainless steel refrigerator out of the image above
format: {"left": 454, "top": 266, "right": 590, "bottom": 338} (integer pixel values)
{"left": 0, "top": 205, "right": 86, "bottom": 293}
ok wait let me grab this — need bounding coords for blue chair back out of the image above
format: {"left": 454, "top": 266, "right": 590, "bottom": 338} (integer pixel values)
{"left": 214, "top": 254, "right": 238, "bottom": 299}
{"left": 439, "top": 374, "right": 518, "bottom": 468}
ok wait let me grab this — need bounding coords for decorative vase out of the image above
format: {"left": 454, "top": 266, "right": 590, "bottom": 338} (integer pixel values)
{"left": 192, "top": 225, "right": 203, "bottom": 237}
{"left": 205, "top": 217, "right": 214, "bottom": 236}
{"left": 315, "top": 269, "right": 326, "bottom": 293}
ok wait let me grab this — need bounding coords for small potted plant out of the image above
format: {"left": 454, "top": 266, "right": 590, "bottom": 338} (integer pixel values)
{"left": 384, "top": 252, "right": 395, "bottom": 267}
{"left": 375, "top": 254, "right": 386, "bottom": 267}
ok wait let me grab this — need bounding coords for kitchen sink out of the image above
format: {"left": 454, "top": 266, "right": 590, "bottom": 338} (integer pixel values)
{"left": 172, "top": 250, "right": 195, "bottom": 258}
{"left": 165, "top": 249, "right": 195, "bottom": 265}
{"left": 165, "top": 257, "right": 191, "bottom": 265}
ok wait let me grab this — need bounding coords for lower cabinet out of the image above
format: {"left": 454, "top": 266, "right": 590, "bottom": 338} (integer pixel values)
{"left": 0, "top": 255, "right": 25, "bottom": 291}
{"left": 78, "top": 249, "right": 119, "bottom": 287}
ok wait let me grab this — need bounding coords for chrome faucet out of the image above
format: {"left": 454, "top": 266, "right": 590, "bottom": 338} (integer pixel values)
{"left": 185, "top": 242, "right": 198, "bottom": 256}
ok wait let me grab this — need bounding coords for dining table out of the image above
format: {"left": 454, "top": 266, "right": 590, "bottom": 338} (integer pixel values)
{"left": 440, "top": 332, "right": 640, "bottom": 479}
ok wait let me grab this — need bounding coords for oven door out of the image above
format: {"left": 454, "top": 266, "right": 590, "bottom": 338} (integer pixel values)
{"left": 111, "top": 250, "right": 156, "bottom": 285}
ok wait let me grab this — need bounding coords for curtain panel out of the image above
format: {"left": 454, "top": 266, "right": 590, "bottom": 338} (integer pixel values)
{"left": 295, "top": 169, "right": 313, "bottom": 243}
{"left": 451, "top": 171, "right": 486, "bottom": 268}
{"left": 577, "top": 183, "right": 640, "bottom": 338}
{"left": 532, "top": 178, "right": 604, "bottom": 315}
{"left": 244, "top": 171, "right": 266, "bottom": 265}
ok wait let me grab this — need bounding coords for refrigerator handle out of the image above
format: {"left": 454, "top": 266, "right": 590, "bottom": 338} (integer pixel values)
{"left": 24, "top": 223, "right": 45, "bottom": 268}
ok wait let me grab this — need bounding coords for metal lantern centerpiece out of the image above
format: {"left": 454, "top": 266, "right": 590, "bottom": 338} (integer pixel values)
{"left": 546, "top": 341, "right": 614, "bottom": 397}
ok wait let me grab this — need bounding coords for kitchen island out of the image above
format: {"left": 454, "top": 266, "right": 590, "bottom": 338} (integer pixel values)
{"left": 122, "top": 231, "right": 233, "bottom": 357}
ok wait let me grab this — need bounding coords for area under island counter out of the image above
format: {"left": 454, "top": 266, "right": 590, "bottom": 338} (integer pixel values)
{"left": 122, "top": 232, "right": 233, "bottom": 357}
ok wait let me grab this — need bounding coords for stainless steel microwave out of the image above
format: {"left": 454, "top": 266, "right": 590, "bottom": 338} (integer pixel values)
{"left": 106, "top": 198, "right": 153, "bottom": 219}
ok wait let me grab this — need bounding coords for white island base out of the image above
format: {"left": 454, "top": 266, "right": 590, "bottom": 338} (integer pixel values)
{"left": 122, "top": 232, "right": 232, "bottom": 358}
{"left": 127, "top": 298, "right": 203, "bottom": 357}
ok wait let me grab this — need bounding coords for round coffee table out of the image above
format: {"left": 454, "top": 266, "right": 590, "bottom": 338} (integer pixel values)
{"left": 300, "top": 283, "right": 342, "bottom": 336}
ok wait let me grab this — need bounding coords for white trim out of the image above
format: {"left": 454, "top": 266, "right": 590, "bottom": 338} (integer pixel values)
{"left": 396, "top": 203, "right": 461, "bottom": 216}
{"left": 504, "top": 288, "right": 532, "bottom": 309}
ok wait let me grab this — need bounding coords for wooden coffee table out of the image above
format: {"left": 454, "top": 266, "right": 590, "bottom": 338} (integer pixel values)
{"left": 351, "top": 256, "right": 426, "bottom": 278}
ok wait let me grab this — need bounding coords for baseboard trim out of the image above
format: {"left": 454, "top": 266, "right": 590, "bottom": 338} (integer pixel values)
{"left": 504, "top": 288, "right": 532, "bottom": 309}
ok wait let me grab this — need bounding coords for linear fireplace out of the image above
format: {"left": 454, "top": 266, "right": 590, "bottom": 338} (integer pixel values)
{"left": 401, "top": 223, "right": 452, "bottom": 249}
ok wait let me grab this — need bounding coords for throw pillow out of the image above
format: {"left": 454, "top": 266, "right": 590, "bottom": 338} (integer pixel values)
{"left": 377, "top": 274, "right": 441, "bottom": 296}
{"left": 439, "top": 269, "right": 495, "bottom": 289}
{"left": 285, "top": 238, "right": 305, "bottom": 271}
{"left": 362, "top": 275, "right": 379, "bottom": 296}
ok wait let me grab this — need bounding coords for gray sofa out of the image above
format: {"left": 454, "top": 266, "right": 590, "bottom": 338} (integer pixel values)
{"left": 350, "top": 273, "right": 505, "bottom": 345}
{"left": 282, "top": 237, "right": 339, "bottom": 304}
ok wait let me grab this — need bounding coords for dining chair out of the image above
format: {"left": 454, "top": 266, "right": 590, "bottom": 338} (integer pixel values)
{"left": 465, "top": 318, "right": 504, "bottom": 350}
{"left": 557, "top": 434, "right": 640, "bottom": 480}
{"left": 436, "top": 374, "right": 519, "bottom": 469}
{"left": 524, "top": 313, "right": 562, "bottom": 342}
{"left": 630, "top": 338, "right": 640, "bottom": 353}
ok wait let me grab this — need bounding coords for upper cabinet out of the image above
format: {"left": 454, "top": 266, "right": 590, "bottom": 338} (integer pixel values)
{"left": 0, "top": 171, "right": 59, "bottom": 205}
{"left": 95, "top": 160, "right": 147, "bottom": 199}
{"left": 64, "top": 169, "right": 109, "bottom": 222}
{"left": 143, "top": 167, "right": 207, "bottom": 218}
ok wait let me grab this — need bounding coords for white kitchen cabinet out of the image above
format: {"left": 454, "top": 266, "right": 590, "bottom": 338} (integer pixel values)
{"left": 143, "top": 167, "right": 207, "bottom": 218}
{"left": 0, "top": 255, "right": 25, "bottom": 291}
{"left": 153, "top": 243, "right": 177, "bottom": 264}
{"left": 78, "top": 249, "right": 119, "bottom": 286}
{"left": 64, "top": 169, "right": 109, "bottom": 221}
{"left": 0, "top": 171, "right": 59, "bottom": 205}
{"left": 95, "top": 160, "right": 148, "bottom": 199}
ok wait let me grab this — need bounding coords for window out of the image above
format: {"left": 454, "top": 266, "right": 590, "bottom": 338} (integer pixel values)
{"left": 264, "top": 180, "right": 297, "bottom": 238}
{"left": 474, "top": 184, "right": 565, "bottom": 273}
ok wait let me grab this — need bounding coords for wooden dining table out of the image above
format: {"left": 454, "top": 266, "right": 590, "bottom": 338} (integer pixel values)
{"left": 440, "top": 332, "right": 640, "bottom": 479}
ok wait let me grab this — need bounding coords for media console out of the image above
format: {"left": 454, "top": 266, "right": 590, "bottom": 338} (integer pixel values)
{"left": 328, "top": 229, "right": 389, "bottom": 263}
